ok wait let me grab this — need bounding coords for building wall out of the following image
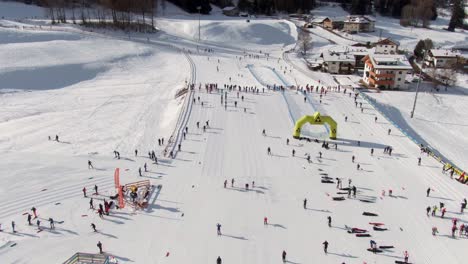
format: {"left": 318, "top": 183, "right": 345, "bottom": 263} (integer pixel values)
{"left": 375, "top": 44, "right": 397, "bottom": 54}
{"left": 326, "top": 62, "right": 340, "bottom": 74}
{"left": 362, "top": 60, "right": 408, "bottom": 89}
{"left": 434, "top": 57, "right": 457, "bottom": 68}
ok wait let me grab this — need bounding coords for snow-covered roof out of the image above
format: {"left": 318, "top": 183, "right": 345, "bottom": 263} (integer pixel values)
{"left": 322, "top": 51, "right": 355, "bottom": 63}
{"left": 324, "top": 16, "right": 347, "bottom": 22}
{"left": 328, "top": 45, "right": 371, "bottom": 56}
{"left": 366, "top": 54, "right": 412, "bottom": 70}
{"left": 222, "top": 6, "right": 237, "bottom": 11}
{"left": 375, "top": 38, "right": 400, "bottom": 46}
{"left": 429, "top": 49, "right": 460, "bottom": 58}
{"left": 345, "top": 16, "right": 375, "bottom": 24}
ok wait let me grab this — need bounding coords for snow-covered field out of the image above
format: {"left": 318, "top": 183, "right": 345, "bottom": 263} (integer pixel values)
{"left": 0, "top": 2, "right": 467, "bottom": 264}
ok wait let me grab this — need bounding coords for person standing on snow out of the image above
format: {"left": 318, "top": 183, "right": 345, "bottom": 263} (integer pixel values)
{"left": 267, "top": 147, "right": 271, "bottom": 155}
{"left": 49, "top": 218, "right": 55, "bottom": 229}
{"left": 217, "top": 223, "right": 222, "bottom": 236}
{"left": 303, "top": 198, "right": 307, "bottom": 209}
{"left": 97, "top": 241, "right": 103, "bottom": 254}
{"left": 217, "top": 256, "right": 222, "bottom": 264}
{"left": 139, "top": 167, "right": 142, "bottom": 177}
{"left": 27, "top": 213, "right": 32, "bottom": 225}
{"left": 403, "top": 251, "right": 409, "bottom": 263}
{"left": 418, "top": 157, "right": 422, "bottom": 166}
{"left": 231, "top": 178, "right": 235, "bottom": 187}
{"left": 90, "top": 198, "right": 94, "bottom": 209}
{"left": 11, "top": 221, "right": 15, "bottom": 233}
{"left": 91, "top": 223, "right": 97, "bottom": 232}
{"left": 264, "top": 217, "right": 268, "bottom": 225}
{"left": 31, "top": 207, "right": 37, "bottom": 218}
{"left": 88, "top": 160, "right": 94, "bottom": 169}
{"left": 327, "top": 216, "right": 332, "bottom": 227}
{"left": 94, "top": 185, "right": 99, "bottom": 195}
{"left": 224, "top": 180, "right": 227, "bottom": 188}
{"left": 426, "top": 187, "right": 431, "bottom": 197}
{"left": 282, "top": 250, "right": 287, "bottom": 262}
{"left": 323, "top": 241, "right": 329, "bottom": 254}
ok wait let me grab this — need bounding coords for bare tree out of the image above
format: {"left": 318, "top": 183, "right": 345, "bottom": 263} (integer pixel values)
{"left": 439, "top": 65, "right": 457, "bottom": 91}
{"left": 298, "top": 29, "right": 312, "bottom": 55}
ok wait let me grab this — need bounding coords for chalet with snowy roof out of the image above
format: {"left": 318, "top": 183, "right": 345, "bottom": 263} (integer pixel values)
{"left": 322, "top": 17, "right": 345, "bottom": 30}
{"left": 374, "top": 38, "right": 399, "bottom": 54}
{"left": 321, "top": 51, "right": 356, "bottom": 74}
{"left": 343, "top": 16, "right": 375, "bottom": 33}
{"left": 362, "top": 54, "right": 412, "bottom": 89}
{"left": 425, "top": 49, "right": 460, "bottom": 68}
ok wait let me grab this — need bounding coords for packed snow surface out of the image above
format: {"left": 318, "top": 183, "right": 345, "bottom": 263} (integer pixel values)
{"left": 0, "top": 2, "right": 467, "bottom": 264}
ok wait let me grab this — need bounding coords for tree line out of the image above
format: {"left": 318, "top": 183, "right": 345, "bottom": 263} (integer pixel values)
{"left": 27, "top": 0, "right": 160, "bottom": 31}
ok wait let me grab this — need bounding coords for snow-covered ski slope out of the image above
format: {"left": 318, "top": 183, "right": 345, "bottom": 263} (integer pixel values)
{"left": 0, "top": 2, "right": 467, "bottom": 264}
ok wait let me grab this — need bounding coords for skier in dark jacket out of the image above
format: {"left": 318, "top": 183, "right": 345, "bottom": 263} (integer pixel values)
{"left": 323, "top": 241, "right": 329, "bottom": 254}
{"left": 217, "top": 256, "right": 222, "bottom": 264}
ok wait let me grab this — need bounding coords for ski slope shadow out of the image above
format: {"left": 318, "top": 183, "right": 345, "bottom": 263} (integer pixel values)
{"left": 327, "top": 252, "right": 358, "bottom": 258}
{"left": 0, "top": 64, "right": 107, "bottom": 91}
{"left": 361, "top": 91, "right": 463, "bottom": 171}
{"left": 222, "top": 233, "right": 248, "bottom": 240}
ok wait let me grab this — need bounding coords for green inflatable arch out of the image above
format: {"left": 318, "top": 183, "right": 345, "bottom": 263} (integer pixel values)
{"left": 293, "top": 112, "right": 337, "bottom": 139}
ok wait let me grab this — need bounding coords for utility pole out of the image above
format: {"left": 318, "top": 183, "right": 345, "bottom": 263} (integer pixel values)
{"left": 197, "top": 6, "right": 201, "bottom": 42}
{"left": 411, "top": 50, "right": 426, "bottom": 118}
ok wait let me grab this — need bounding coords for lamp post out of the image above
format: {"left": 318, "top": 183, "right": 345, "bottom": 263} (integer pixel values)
{"left": 410, "top": 50, "right": 426, "bottom": 118}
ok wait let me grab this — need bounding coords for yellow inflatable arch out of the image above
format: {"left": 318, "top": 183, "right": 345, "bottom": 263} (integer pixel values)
{"left": 293, "top": 112, "right": 337, "bottom": 140}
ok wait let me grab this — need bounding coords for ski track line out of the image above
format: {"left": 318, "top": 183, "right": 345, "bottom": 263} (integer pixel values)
{"left": 0, "top": 179, "right": 113, "bottom": 219}
{"left": 0, "top": 175, "right": 112, "bottom": 208}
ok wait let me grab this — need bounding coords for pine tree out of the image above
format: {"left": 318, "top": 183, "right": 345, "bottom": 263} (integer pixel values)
{"left": 448, "top": 0, "right": 465, "bottom": 31}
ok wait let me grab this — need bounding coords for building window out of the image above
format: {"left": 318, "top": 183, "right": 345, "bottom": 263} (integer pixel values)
{"left": 398, "top": 78, "right": 401, "bottom": 81}
{"left": 399, "top": 71, "right": 402, "bottom": 74}
{"left": 332, "top": 62, "right": 336, "bottom": 64}
{"left": 385, "top": 45, "right": 388, "bottom": 48}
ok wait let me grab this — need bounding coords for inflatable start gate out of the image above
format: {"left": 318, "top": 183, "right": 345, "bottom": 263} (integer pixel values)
{"left": 293, "top": 112, "right": 337, "bottom": 140}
